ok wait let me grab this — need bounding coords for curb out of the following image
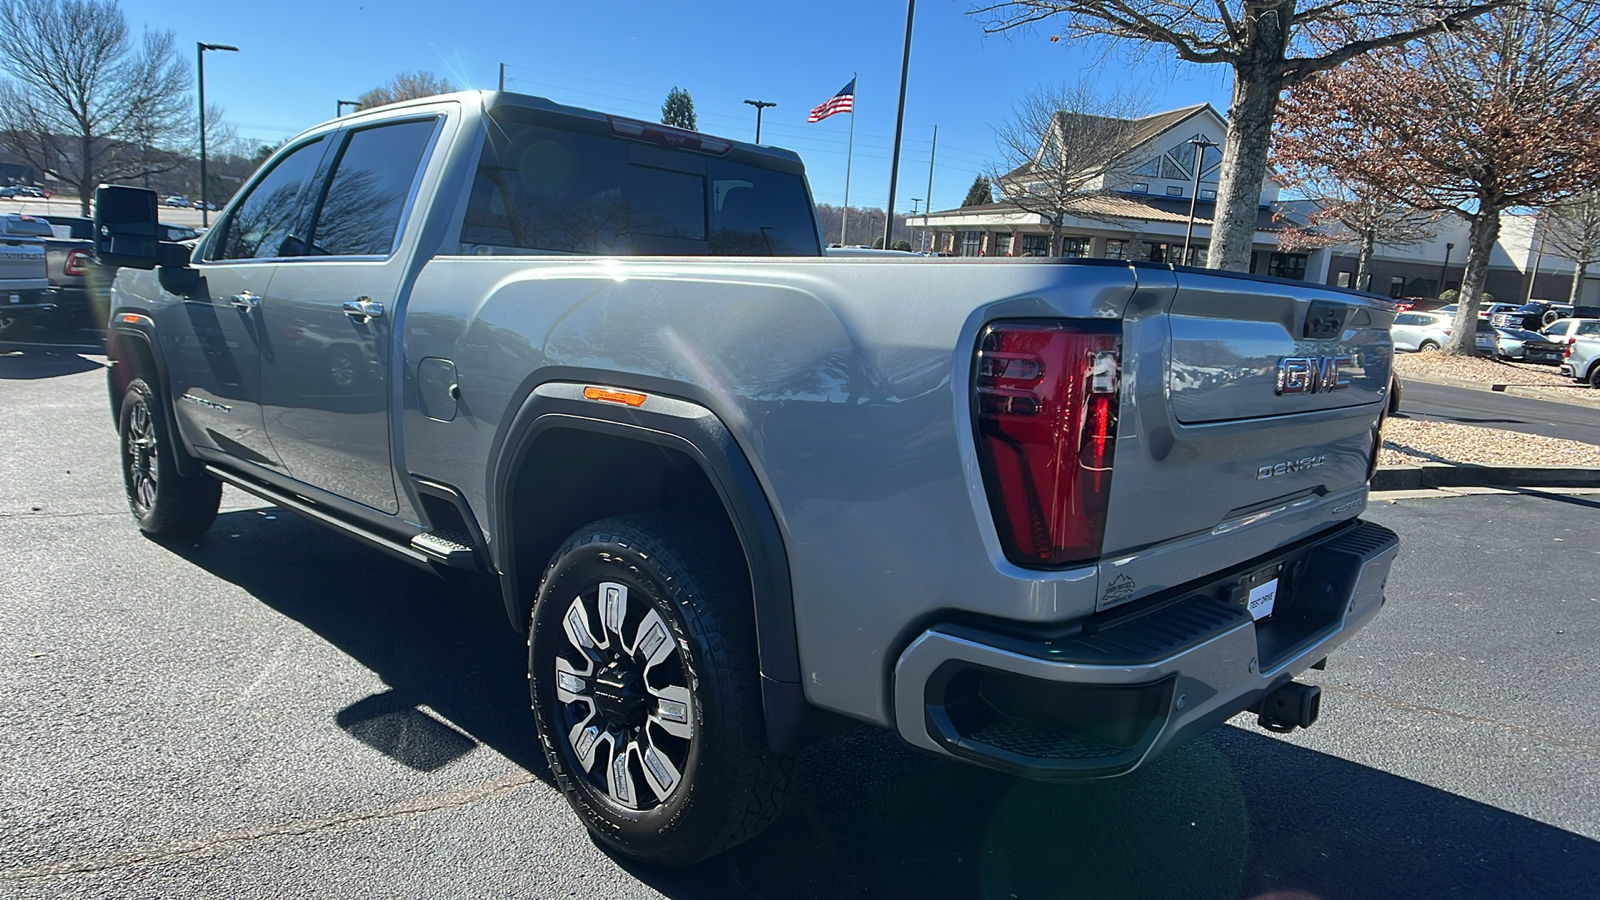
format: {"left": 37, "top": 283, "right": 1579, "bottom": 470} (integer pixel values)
{"left": 1399, "top": 371, "right": 1600, "bottom": 408}
{"left": 1372, "top": 463, "right": 1600, "bottom": 491}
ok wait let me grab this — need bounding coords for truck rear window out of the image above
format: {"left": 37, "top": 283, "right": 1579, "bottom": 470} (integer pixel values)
{"left": 462, "top": 111, "right": 820, "bottom": 257}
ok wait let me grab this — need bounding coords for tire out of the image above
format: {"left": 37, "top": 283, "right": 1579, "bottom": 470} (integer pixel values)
{"left": 1589, "top": 364, "right": 1600, "bottom": 390}
{"left": 118, "top": 378, "right": 222, "bottom": 538}
{"left": 1542, "top": 310, "right": 1560, "bottom": 328}
{"left": 529, "top": 513, "right": 793, "bottom": 866}
{"left": 1418, "top": 340, "right": 1440, "bottom": 353}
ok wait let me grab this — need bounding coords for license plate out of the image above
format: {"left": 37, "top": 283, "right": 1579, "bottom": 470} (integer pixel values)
{"left": 1248, "top": 578, "right": 1279, "bottom": 621}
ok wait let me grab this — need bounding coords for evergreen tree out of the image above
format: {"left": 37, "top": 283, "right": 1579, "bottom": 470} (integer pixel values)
{"left": 962, "top": 176, "right": 993, "bottom": 207}
{"left": 661, "top": 86, "right": 697, "bottom": 130}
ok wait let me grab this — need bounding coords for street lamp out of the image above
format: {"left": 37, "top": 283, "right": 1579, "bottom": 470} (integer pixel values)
{"left": 197, "top": 41, "right": 238, "bottom": 227}
{"left": 1181, "top": 134, "right": 1219, "bottom": 266}
{"left": 1437, "top": 242, "right": 1455, "bottom": 296}
{"left": 337, "top": 100, "right": 361, "bottom": 117}
{"left": 743, "top": 99, "right": 775, "bottom": 143}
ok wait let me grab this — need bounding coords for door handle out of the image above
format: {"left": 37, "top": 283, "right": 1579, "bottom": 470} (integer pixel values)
{"left": 229, "top": 291, "right": 259, "bottom": 312}
{"left": 343, "top": 297, "right": 385, "bottom": 321}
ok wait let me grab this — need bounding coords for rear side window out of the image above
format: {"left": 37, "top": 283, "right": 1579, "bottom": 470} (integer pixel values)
{"left": 216, "top": 137, "right": 326, "bottom": 260}
{"left": 462, "top": 111, "right": 819, "bottom": 256}
{"left": 1394, "top": 313, "right": 1422, "bottom": 326}
{"left": 1579, "top": 321, "right": 1600, "bottom": 337}
{"left": 304, "top": 119, "right": 437, "bottom": 257}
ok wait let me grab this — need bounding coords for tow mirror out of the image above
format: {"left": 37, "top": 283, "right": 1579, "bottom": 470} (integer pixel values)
{"left": 92, "top": 184, "right": 159, "bottom": 270}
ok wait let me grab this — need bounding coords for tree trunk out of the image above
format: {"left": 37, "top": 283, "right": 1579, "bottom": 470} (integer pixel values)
{"left": 78, "top": 131, "right": 92, "bottom": 217}
{"left": 1209, "top": 9, "right": 1291, "bottom": 273}
{"left": 1570, "top": 259, "right": 1588, "bottom": 306}
{"left": 1355, "top": 230, "right": 1376, "bottom": 292}
{"left": 1050, "top": 216, "right": 1063, "bottom": 257}
{"left": 1442, "top": 210, "right": 1502, "bottom": 355}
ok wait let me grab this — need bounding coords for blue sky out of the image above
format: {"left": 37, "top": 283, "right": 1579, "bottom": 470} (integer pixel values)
{"left": 121, "top": 0, "right": 1233, "bottom": 214}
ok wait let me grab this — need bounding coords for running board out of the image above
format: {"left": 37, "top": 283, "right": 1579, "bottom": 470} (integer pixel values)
{"left": 409, "top": 531, "right": 477, "bottom": 568}
{"left": 204, "top": 465, "right": 433, "bottom": 570}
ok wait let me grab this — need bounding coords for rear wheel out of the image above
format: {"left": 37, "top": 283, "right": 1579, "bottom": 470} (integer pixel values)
{"left": 529, "top": 513, "right": 792, "bottom": 866}
{"left": 118, "top": 377, "right": 221, "bottom": 538}
{"left": 1418, "top": 340, "right": 1440, "bottom": 353}
{"left": 1589, "top": 364, "right": 1600, "bottom": 389}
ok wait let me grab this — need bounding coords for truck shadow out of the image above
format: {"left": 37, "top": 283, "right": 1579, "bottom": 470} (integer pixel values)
{"left": 0, "top": 347, "right": 103, "bottom": 379}
{"left": 173, "top": 506, "right": 1600, "bottom": 900}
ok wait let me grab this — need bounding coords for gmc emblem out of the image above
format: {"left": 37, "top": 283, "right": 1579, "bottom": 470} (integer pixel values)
{"left": 1276, "top": 356, "right": 1353, "bottom": 395}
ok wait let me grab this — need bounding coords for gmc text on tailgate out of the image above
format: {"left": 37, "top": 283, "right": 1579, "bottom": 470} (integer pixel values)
{"left": 96, "top": 90, "right": 1399, "bottom": 866}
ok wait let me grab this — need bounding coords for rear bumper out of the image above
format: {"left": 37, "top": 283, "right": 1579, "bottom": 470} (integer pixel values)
{"left": 1, "top": 289, "right": 54, "bottom": 314}
{"left": 892, "top": 519, "right": 1398, "bottom": 780}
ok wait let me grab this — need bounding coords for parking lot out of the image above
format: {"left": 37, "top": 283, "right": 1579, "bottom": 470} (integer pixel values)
{"left": 2, "top": 350, "right": 1598, "bottom": 899}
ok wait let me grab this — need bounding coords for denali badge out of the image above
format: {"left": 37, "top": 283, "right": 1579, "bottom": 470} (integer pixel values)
{"left": 1258, "top": 455, "right": 1327, "bottom": 479}
{"left": 1276, "top": 356, "right": 1353, "bottom": 395}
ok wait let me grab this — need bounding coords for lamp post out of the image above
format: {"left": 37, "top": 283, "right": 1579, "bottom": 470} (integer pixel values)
{"left": 197, "top": 41, "right": 238, "bottom": 227}
{"left": 1437, "top": 242, "right": 1455, "bottom": 296}
{"left": 743, "top": 99, "right": 775, "bottom": 143}
{"left": 337, "top": 100, "right": 361, "bottom": 117}
{"left": 1181, "top": 134, "right": 1219, "bottom": 266}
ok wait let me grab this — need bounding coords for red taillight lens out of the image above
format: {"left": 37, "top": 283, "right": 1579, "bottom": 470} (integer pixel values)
{"left": 1567, "top": 338, "right": 1576, "bottom": 359}
{"left": 64, "top": 250, "right": 88, "bottom": 277}
{"left": 974, "top": 321, "right": 1120, "bottom": 567}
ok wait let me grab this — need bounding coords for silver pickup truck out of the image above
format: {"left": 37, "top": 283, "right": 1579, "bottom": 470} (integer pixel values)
{"left": 98, "top": 90, "right": 1399, "bottom": 866}
{"left": 0, "top": 212, "right": 52, "bottom": 334}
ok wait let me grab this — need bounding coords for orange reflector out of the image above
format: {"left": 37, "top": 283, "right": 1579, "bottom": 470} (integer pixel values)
{"left": 120, "top": 314, "right": 143, "bottom": 323}
{"left": 583, "top": 386, "right": 648, "bottom": 407}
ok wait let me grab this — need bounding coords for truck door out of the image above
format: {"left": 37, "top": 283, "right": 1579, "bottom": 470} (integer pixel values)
{"left": 258, "top": 117, "right": 441, "bottom": 515}
{"left": 171, "top": 135, "right": 329, "bottom": 467}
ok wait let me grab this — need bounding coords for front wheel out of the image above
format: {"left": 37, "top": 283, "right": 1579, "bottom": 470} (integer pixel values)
{"left": 118, "top": 377, "right": 221, "bottom": 538}
{"left": 529, "top": 513, "right": 792, "bottom": 867}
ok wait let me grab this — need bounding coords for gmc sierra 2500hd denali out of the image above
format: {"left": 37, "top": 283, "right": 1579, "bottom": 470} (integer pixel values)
{"left": 97, "top": 90, "right": 1399, "bottom": 866}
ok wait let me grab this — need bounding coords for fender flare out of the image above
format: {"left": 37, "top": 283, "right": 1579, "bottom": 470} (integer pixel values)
{"left": 489, "top": 382, "right": 800, "bottom": 688}
{"left": 107, "top": 322, "right": 202, "bottom": 479}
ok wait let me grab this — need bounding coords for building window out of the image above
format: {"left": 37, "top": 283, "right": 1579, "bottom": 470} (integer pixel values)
{"left": 1167, "top": 185, "right": 1183, "bottom": 197}
{"left": 1199, "top": 188, "right": 1216, "bottom": 200}
{"left": 1182, "top": 246, "right": 1207, "bottom": 267}
{"left": 1389, "top": 275, "right": 1406, "bottom": 298}
{"left": 1063, "top": 236, "right": 1090, "bottom": 258}
{"left": 961, "top": 231, "right": 982, "bottom": 256}
{"left": 989, "top": 232, "right": 1012, "bottom": 257}
{"left": 1020, "top": 234, "right": 1049, "bottom": 256}
{"left": 1335, "top": 271, "right": 1351, "bottom": 287}
{"left": 1129, "top": 182, "right": 1149, "bottom": 194}
{"left": 1267, "top": 252, "right": 1307, "bottom": 280}
{"left": 1104, "top": 239, "right": 1127, "bottom": 260}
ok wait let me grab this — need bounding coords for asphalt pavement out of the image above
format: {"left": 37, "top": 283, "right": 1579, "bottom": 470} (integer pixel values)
{"left": 1399, "top": 378, "right": 1600, "bottom": 445}
{"left": 2, "top": 350, "right": 1598, "bottom": 899}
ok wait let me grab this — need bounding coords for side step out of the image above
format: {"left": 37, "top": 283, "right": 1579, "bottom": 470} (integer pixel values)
{"left": 410, "top": 531, "right": 477, "bottom": 568}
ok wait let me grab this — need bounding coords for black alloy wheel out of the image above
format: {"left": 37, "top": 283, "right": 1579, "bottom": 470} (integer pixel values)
{"left": 529, "top": 513, "right": 792, "bottom": 866}
{"left": 118, "top": 377, "right": 221, "bottom": 538}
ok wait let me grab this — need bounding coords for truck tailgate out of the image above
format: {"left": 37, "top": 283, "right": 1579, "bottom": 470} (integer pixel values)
{"left": 0, "top": 236, "right": 48, "bottom": 293}
{"left": 1098, "top": 268, "right": 1394, "bottom": 610}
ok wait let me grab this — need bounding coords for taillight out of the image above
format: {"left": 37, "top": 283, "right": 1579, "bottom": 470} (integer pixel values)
{"left": 64, "top": 249, "right": 88, "bottom": 277}
{"left": 1567, "top": 338, "right": 1576, "bottom": 359}
{"left": 974, "top": 321, "right": 1120, "bottom": 567}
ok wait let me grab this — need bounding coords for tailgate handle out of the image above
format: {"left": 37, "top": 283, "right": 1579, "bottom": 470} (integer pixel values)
{"left": 1304, "top": 301, "right": 1348, "bottom": 340}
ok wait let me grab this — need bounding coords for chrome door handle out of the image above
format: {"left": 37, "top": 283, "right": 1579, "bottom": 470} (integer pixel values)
{"left": 229, "top": 291, "right": 259, "bottom": 312}
{"left": 343, "top": 297, "right": 385, "bottom": 321}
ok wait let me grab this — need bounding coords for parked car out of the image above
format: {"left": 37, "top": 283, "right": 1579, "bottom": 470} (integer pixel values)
{"left": 163, "top": 195, "right": 191, "bottom": 208}
{"left": 1559, "top": 332, "right": 1600, "bottom": 387}
{"left": 0, "top": 186, "right": 16, "bottom": 199}
{"left": 1540, "top": 317, "right": 1600, "bottom": 343}
{"left": 1473, "top": 318, "right": 1499, "bottom": 355}
{"left": 0, "top": 212, "right": 53, "bottom": 335}
{"left": 1493, "top": 301, "right": 1600, "bottom": 331}
{"left": 1393, "top": 296, "right": 1450, "bottom": 313}
{"left": 1391, "top": 310, "right": 1453, "bottom": 351}
{"left": 96, "top": 89, "right": 1397, "bottom": 867}
{"left": 1436, "top": 301, "right": 1519, "bottom": 320}
{"left": 37, "top": 215, "right": 103, "bottom": 329}
{"left": 1492, "top": 327, "right": 1564, "bottom": 363}
{"left": 7, "top": 185, "right": 47, "bottom": 198}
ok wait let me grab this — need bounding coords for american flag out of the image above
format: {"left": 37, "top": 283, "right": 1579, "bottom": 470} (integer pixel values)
{"left": 807, "top": 78, "right": 856, "bottom": 123}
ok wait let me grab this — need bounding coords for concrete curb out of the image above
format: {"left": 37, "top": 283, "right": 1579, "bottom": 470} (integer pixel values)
{"left": 1372, "top": 463, "right": 1600, "bottom": 491}
{"left": 1399, "top": 371, "right": 1600, "bottom": 408}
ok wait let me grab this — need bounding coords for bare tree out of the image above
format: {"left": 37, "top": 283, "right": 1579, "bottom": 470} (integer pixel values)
{"left": 972, "top": 1, "right": 1512, "bottom": 272}
{"left": 986, "top": 81, "right": 1145, "bottom": 256}
{"left": 0, "top": 0, "right": 191, "bottom": 214}
{"left": 357, "top": 70, "right": 453, "bottom": 109}
{"left": 1272, "top": 176, "right": 1439, "bottom": 292}
{"left": 1542, "top": 192, "right": 1600, "bottom": 306}
{"left": 1274, "top": 2, "right": 1600, "bottom": 354}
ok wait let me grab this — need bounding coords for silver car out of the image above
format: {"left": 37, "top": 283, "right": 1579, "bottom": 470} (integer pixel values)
{"left": 1391, "top": 311, "right": 1452, "bottom": 351}
{"left": 1559, "top": 334, "right": 1600, "bottom": 387}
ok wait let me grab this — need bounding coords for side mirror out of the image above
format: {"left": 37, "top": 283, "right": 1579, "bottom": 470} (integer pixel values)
{"left": 93, "top": 184, "right": 159, "bottom": 270}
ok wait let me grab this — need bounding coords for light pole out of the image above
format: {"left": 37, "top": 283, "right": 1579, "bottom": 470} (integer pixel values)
{"left": 197, "top": 41, "right": 238, "bottom": 227}
{"left": 1437, "top": 242, "right": 1455, "bottom": 296}
{"left": 1181, "top": 134, "right": 1219, "bottom": 266}
{"left": 743, "top": 99, "right": 775, "bottom": 143}
{"left": 337, "top": 100, "right": 361, "bottom": 117}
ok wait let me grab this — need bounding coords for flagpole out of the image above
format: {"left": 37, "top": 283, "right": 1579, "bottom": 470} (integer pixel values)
{"left": 840, "top": 74, "right": 856, "bottom": 247}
